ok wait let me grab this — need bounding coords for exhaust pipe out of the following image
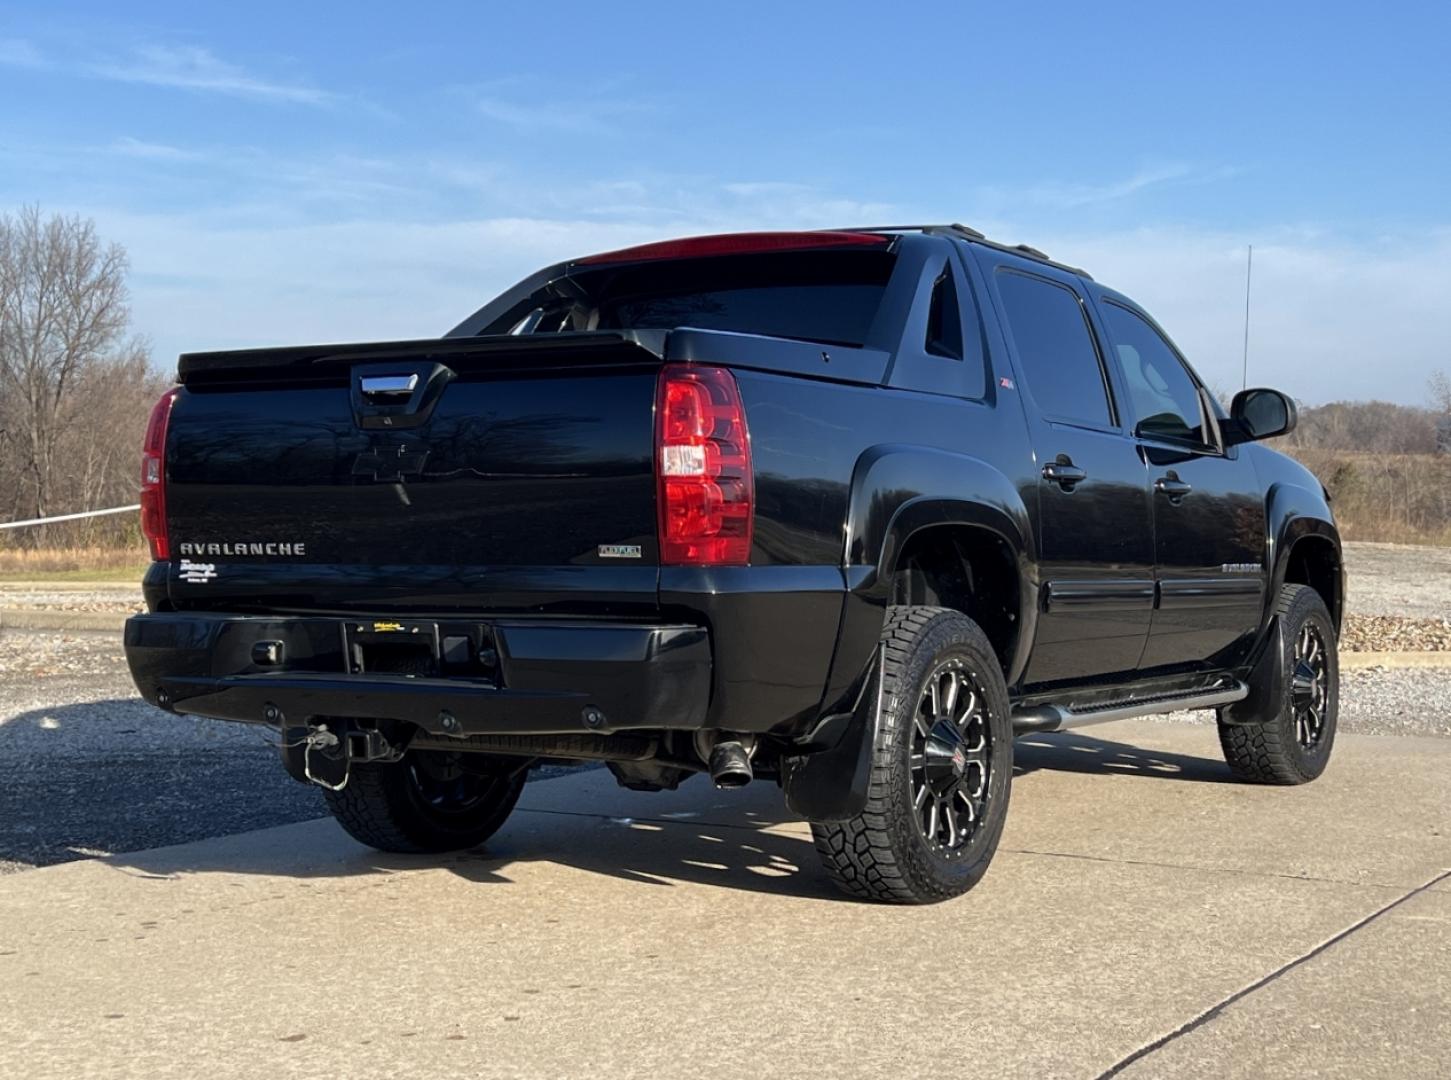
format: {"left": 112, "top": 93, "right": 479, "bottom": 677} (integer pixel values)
{"left": 708, "top": 740, "right": 754, "bottom": 789}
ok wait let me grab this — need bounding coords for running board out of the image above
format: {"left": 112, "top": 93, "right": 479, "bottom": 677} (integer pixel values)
{"left": 1011, "top": 681, "right": 1249, "bottom": 735}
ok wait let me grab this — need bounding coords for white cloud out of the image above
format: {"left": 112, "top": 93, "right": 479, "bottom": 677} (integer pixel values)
{"left": 87, "top": 44, "right": 335, "bottom": 105}
{"left": 0, "top": 36, "right": 44, "bottom": 68}
{"left": 722, "top": 181, "right": 814, "bottom": 198}
{"left": 109, "top": 136, "right": 204, "bottom": 162}
{"left": 971, "top": 163, "right": 1244, "bottom": 213}
{"left": 1, "top": 37, "right": 336, "bottom": 106}
{"left": 474, "top": 94, "right": 651, "bottom": 134}
{"left": 1025, "top": 163, "right": 1195, "bottom": 208}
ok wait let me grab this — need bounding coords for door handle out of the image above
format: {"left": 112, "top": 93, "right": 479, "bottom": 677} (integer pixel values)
{"left": 1155, "top": 475, "right": 1193, "bottom": 500}
{"left": 1042, "top": 458, "right": 1088, "bottom": 491}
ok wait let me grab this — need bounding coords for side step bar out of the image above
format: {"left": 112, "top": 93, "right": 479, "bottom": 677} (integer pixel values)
{"left": 1011, "top": 681, "right": 1249, "bottom": 736}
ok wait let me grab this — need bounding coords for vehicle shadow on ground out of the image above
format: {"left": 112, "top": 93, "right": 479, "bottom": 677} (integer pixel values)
{"left": 95, "top": 728, "right": 1236, "bottom": 902}
{"left": 102, "top": 791, "right": 851, "bottom": 902}
{"left": 1013, "top": 729, "right": 1236, "bottom": 784}
{"left": 0, "top": 698, "right": 327, "bottom": 872}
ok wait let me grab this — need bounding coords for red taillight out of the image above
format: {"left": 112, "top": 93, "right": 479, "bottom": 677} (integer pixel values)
{"left": 655, "top": 365, "right": 753, "bottom": 566}
{"left": 140, "top": 389, "right": 178, "bottom": 560}
{"left": 579, "top": 230, "right": 891, "bottom": 264}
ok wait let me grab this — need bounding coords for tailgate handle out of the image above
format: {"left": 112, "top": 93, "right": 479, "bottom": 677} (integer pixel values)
{"left": 350, "top": 362, "right": 454, "bottom": 429}
{"left": 359, "top": 373, "right": 419, "bottom": 399}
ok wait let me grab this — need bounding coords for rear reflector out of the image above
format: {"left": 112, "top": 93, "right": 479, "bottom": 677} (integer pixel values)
{"left": 579, "top": 230, "right": 890, "bottom": 265}
{"left": 655, "top": 365, "right": 753, "bottom": 565}
{"left": 140, "top": 388, "right": 178, "bottom": 560}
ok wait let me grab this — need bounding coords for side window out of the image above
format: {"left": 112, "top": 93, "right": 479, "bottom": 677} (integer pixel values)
{"left": 925, "top": 268, "right": 963, "bottom": 360}
{"left": 995, "top": 270, "right": 1113, "bottom": 427}
{"left": 1101, "top": 302, "right": 1210, "bottom": 447}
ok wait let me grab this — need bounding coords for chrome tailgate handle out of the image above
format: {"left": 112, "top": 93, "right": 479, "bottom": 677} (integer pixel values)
{"left": 350, "top": 362, "right": 455, "bottom": 430}
{"left": 359, "top": 373, "right": 419, "bottom": 399}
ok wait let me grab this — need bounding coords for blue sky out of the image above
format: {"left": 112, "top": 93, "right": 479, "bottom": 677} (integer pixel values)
{"left": 2, "top": 1, "right": 1448, "bottom": 404}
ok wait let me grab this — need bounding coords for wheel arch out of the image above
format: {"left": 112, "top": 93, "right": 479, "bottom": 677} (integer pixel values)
{"left": 888, "top": 521, "right": 1024, "bottom": 684}
{"left": 1265, "top": 481, "right": 1344, "bottom": 633}
{"left": 821, "top": 445, "right": 1036, "bottom": 719}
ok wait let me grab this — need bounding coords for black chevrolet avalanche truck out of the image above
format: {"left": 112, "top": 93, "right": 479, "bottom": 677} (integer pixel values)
{"left": 125, "top": 226, "right": 1342, "bottom": 904}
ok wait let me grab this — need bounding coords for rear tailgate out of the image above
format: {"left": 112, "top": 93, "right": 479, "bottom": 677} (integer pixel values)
{"left": 164, "top": 332, "right": 667, "bottom": 616}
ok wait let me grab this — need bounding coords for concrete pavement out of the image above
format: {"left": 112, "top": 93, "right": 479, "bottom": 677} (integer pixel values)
{"left": 0, "top": 719, "right": 1446, "bottom": 1079}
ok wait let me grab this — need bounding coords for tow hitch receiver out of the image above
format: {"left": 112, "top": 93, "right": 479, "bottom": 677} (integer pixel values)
{"left": 271, "top": 705, "right": 404, "bottom": 791}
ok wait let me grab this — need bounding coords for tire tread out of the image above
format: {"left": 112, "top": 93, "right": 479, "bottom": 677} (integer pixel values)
{"left": 812, "top": 606, "right": 1009, "bottom": 904}
{"left": 1217, "top": 584, "right": 1336, "bottom": 785}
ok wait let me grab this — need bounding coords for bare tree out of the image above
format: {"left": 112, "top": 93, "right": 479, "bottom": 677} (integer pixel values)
{"left": 0, "top": 207, "right": 133, "bottom": 525}
{"left": 1431, "top": 369, "right": 1451, "bottom": 415}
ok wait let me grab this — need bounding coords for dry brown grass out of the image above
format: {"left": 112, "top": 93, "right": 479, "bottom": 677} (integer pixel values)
{"left": 1284, "top": 449, "right": 1451, "bottom": 546}
{"left": 0, "top": 544, "right": 148, "bottom": 581}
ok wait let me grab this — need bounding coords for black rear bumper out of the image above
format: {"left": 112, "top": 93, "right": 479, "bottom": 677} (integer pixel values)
{"left": 124, "top": 612, "right": 710, "bottom": 737}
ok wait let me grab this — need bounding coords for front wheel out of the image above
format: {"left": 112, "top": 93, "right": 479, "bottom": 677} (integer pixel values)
{"left": 323, "top": 750, "right": 526, "bottom": 853}
{"left": 1217, "top": 584, "right": 1339, "bottom": 784}
{"left": 811, "top": 606, "right": 1013, "bottom": 904}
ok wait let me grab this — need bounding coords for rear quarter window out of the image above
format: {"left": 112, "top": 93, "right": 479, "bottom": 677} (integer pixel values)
{"left": 493, "top": 249, "right": 895, "bottom": 347}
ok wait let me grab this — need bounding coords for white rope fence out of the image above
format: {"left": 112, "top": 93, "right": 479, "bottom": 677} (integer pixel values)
{"left": 0, "top": 505, "right": 140, "bottom": 530}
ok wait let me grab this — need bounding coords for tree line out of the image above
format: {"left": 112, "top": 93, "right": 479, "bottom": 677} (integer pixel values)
{"left": 0, "top": 207, "right": 169, "bottom": 546}
{"left": 1277, "top": 393, "right": 1450, "bottom": 457}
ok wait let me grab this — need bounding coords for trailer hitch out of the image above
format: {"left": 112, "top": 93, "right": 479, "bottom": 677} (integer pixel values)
{"left": 268, "top": 705, "right": 404, "bottom": 791}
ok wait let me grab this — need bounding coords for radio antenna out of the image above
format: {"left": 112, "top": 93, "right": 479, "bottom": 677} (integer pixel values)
{"left": 1241, "top": 244, "right": 1253, "bottom": 390}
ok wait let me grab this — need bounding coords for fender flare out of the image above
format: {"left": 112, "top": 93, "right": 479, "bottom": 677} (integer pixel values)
{"left": 824, "top": 444, "right": 1036, "bottom": 704}
{"left": 846, "top": 444, "right": 1034, "bottom": 579}
{"left": 785, "top": 446, "right": 1035, "bottom": 822}
{"left": 1263, "top": 481, "right": 1343, "bottom": 628}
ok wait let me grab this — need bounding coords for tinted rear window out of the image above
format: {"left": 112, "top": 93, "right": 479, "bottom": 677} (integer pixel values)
{"left": 487, "top": 250, "right": 894, "bottom": 347}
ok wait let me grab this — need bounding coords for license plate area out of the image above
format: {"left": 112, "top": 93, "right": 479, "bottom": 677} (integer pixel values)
{"left": 343, "top": 619, "right": 498, "bottom": 680}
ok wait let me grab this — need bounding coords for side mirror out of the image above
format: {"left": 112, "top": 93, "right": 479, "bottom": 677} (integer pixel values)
{"left": 1227, "top": 387, "right": 1297, "bottom": 445}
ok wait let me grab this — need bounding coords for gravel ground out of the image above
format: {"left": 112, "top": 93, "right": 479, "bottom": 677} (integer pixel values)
{"left": 0, "top": 630, "right": 325, "bottom": 874}
{"left": 0, "top": 629, "right": 588, "bottom": 874}
{"left": 1342, "top": 613, "right": 1451, "bottom": 652}
{"left": 0, "top": 585, "right": 141, "bottom": 614}
{"left": 1343, "top": 541, "right": 1451, "bottom": 618}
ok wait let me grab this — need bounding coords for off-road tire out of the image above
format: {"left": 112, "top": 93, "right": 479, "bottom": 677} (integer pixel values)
{"left": 811, "top": 606, "right": 1013, "bottom": 904}
{"left": 1217, "top": 584, "right": 1338, "bottom": 785}
{"left": 324, "top": 750, "right": 526, "bottom": 853}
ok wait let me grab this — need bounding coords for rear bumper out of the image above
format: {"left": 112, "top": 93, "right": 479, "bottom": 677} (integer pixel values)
{"left": 124, "top": 612, "right": 710, "bottom": 736}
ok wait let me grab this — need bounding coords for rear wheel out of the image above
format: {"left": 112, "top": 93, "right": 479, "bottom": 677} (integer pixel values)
{"left": 1217, "top": 584, "right": 1338, "bottom": 784}
{"left": 811, "top": 606, "right": 1013, "bottom": 904}
{"left": 323, "top": 749, "right": 526, "bottom": 853}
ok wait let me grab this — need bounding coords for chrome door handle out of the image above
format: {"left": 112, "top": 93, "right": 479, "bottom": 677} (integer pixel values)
{"left": 1155, "top": 475, "right": 1193, "bottom": 500}
{"left": 1042, "top": 459, "right": 1087, "bottom": 490}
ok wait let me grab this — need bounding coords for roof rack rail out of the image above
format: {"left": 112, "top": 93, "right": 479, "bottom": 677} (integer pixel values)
{"left": 836, "top": 223, "right": 1092, "bottom": 280}
{"left": 837, "top": 223, "right": 983, "bottom": 240}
